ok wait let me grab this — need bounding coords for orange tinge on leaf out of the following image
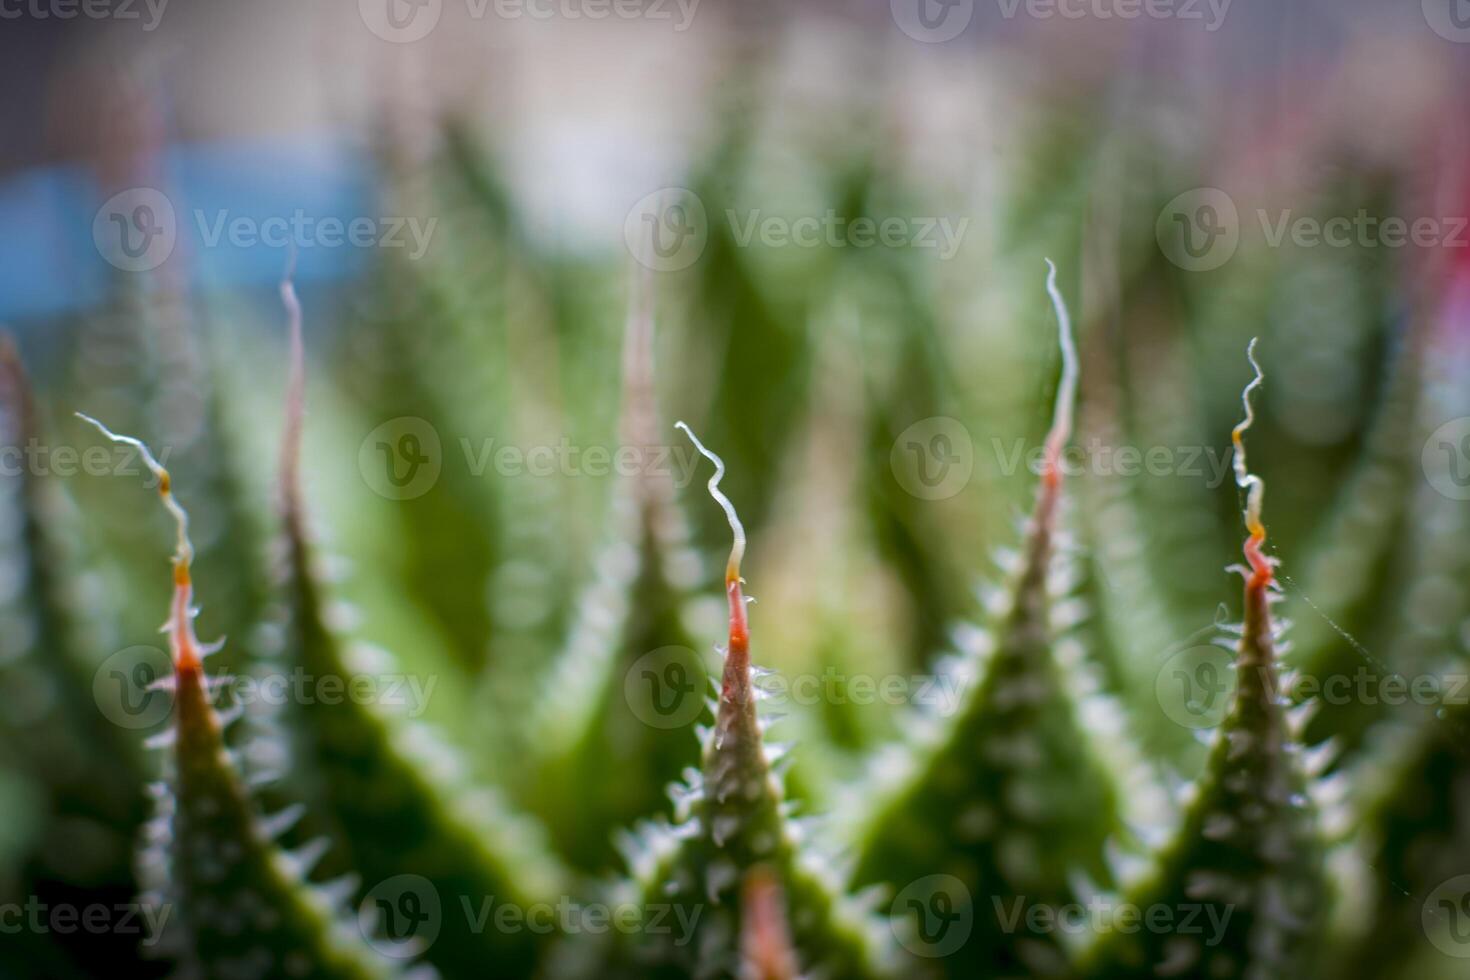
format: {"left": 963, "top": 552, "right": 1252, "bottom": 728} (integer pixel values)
{"left": 75, "top": 413, "right": 205, "bottom": 675}
{"left": 675, "top": 421, "right": 751, "bottom": 707}
{"left": 740, "top": 867, "right": 799, "bottom": 980}
{"left": 1231, "top": 338, "right": 1272, "bottom": 593}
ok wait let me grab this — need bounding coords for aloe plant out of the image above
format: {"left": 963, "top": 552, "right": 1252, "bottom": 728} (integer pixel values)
{"left": 1077, "top": 342, "right": 1328, "bottom": 978}
{"left": 0, "top": 342, "right": 151, "bottom": 978}
{"left": 844, "top": 262, "right": 1166, "bottom": 978}
{"left": 74, "top": 414, "right": 404, "bottom": 980}
{"left": 5, "top": 97, "right": 1468, "bottom": 980}
{"left": 593, "top": 421, "right": 884, "bottom": 979}
{"left": 263, "top": 280, "right": 570, "bottom": 978}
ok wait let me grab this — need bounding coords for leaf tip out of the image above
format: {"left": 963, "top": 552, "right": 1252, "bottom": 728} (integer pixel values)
{"left": 1231, "top": 338, "right": 1272, "bottom": 589}
{"left": 1041, "top": 256, "right": 1077, "bottom": 493}
{"left": 76, "top": 412, "right": 204, "bottom": 672}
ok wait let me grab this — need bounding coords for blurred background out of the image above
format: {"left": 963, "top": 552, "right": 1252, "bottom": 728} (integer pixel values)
{"left": 2, "top": 0, "right": 1469, "bottom": 976}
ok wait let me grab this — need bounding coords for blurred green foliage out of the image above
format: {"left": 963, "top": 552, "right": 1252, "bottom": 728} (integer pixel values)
{"left": 3, "top": 53, "right": 1470, "bottom": 978}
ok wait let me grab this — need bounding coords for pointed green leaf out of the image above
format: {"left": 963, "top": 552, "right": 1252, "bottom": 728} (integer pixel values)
{"left": 269, "top": 280, "right": 569, "bottom": 978}
{"left": 74, "top": 415, "right": 399, "bottom": 980}
{"left": 521, "top": 280, "right": 711, "bottom": 871}
{"left": 0, "top": 342, "right": 147, "bottom": 886}
{"left": 846, "top": 265, "right": 1155, "bottom": 977}
{"left": 143, "top": 657, "right": 403, "bottom": 980}
{"left": 1080, "top": 343, "right": 1328, "bottom": 979}
{"left": 600, "top": 426, "right": 885, "bottom": 979}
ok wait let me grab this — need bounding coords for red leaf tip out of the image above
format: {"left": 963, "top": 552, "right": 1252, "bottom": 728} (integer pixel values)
{"left": 1230, "top": 339, "right": 1272, "bottom": 590}
{"left": 675, "top": 421, "right": 751, "bottom": 696}
{"left": 75, "top": 413, "right": 203, "bottom": 672}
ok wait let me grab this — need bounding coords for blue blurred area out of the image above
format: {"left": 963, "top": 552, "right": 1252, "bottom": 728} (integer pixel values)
{"left": 0, "top": 134, "right": 375, "bottom": 323}
{"left": 0, "top": 164, "right": 109, "bottom": 319}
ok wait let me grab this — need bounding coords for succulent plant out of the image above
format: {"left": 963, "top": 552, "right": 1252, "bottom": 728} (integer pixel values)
{"left": 4, "top": 108, "right": 1470, "bottom": 980}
